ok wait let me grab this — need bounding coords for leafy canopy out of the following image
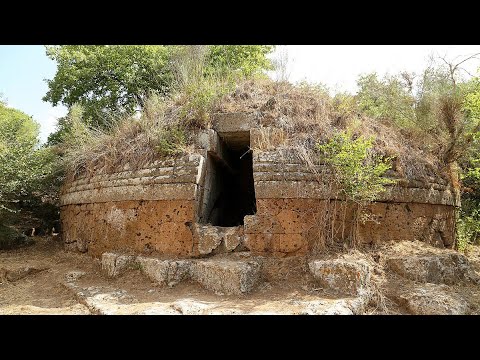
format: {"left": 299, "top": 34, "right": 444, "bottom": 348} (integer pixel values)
{"left": 0, "top": 103, "right": 55, "bottom": 214}
{"left": 356, "top": 73, "right": 416, "bottom": 128}
{"left": 43, "top": 45, "right": 174, "bottom": 125}
{"left": 207, "top": 45, "right": 275, "bottom": 77}
{"left": 43, "top": 45, "right": 275, "bottom": 127}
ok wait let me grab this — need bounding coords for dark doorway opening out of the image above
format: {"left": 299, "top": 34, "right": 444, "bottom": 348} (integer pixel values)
{"left": 204, "top": 133, "right": 256, "bottom": 226}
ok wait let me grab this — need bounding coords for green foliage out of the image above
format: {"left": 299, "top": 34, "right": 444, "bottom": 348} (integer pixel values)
{"left": 44, "top": 45, "right": 275, "bottom": 130}
{"left": 462, "top": 134, "right": 480, "bottom": 189}
{"left": 464, "top": 81, "right": 480, "bottom": 121}
{"left": 0, "top": 223, "right": 32, "bottom": 250}
{"left": 60, "top": 96, "right": 190, "bottom": 177}
{"left": 177, "top": 71, "right": 235, "bottom": 128}
{"left": 413, "top": 67, "right": 453, "bottom": 131}
{"left": 356, "top": 73, "right": 416, "bottom": 128}
{"left": 462, "top": 76, "right": 480, "bottom": 134}
{"left": 457, "top": 205, "right": 480, "bottom": 252}
{"left": 43, "top": 45, "right": 174, "bottom": 126}
{"left": 0, "top": 103, "right": 56, "bottom": 215}
{"left": 316, "top": 130, "right": 394, "bottom": 202}
{"left": 47, "top": 104, "right": 92, "bottom": 146}
{"left": 207, "top": 45, "right": 275, "bottom": 77}
{"left": 332, "top": 92, "right": 359, "bottom": 119}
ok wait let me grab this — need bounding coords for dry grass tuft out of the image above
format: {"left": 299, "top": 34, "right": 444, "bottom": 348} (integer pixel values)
{"left": 63, "top": 77, "right": 451, "bottom": 183}
{"left": 217, "top": 78, "right": 449, "bottom": 182}
{"left": 62, "top": 96, "right": 192, "bottom": 181}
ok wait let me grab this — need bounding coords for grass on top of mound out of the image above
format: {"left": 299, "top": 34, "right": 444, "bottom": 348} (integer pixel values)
{"left": 60, "top": 78, "right": 451, "bottom": 184}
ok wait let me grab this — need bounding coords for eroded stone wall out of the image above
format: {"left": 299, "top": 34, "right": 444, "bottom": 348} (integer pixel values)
{"left": 60, "top": 120, "right": 461, "bottom": 259}
{"left": 244, "top": 128, "right": 459, "bottom": 257}
{"left": 60, "top": 155, "right": 204, "bottom": 258}
{"left": 244, "top": 199, "right": 456, "bottom": 257}
{"left": 62, "top": 200, "right": 195, "bottom": 257}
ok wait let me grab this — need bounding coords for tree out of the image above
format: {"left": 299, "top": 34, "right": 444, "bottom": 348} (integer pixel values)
{"left": 207, "top": 45, "right": 275, "bottom": 77}
{"left": 457, "top": 71, "right": 480, "bottom": 248}
{"left": 43, "top": 45, "right": 175, "bottom": 125}
{"left": 44, "top": 45, "right": 275, "bottom": 127}
{"left": 0, "top": 103, "right": 54, "bottom": 215}
{"left": 46, "top": 104, "right": 87, "bottom": 146}
{"left": 356, "top": 73, "right": 416, "bottom": 128}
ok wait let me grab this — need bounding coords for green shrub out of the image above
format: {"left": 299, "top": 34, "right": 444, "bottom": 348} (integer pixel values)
{"left": 456, "top": 207, "right": 480, "bottom": 253}
{"left": 356, "top": 73, "right": 416, "bottom": 128}
{"left": 316, "top": 130, "right": 394, "bottom": 202}
{"left": 0, "top": 103, "right": 56, "bottom": 215}
{"left": 0, "top": 223, "right": 33, "bottom": 250}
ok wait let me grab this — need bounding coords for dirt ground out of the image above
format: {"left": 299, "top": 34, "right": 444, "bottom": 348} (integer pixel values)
{"left": 1, "top": 236, "right": 480, "bottom": 315}
{"left": 0, "top": 237, "right": 360, "bottom": 314}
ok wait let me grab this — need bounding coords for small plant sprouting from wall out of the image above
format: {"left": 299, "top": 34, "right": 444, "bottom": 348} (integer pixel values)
{"left": 316, "top": 130, "right": 395, "bottom": 245}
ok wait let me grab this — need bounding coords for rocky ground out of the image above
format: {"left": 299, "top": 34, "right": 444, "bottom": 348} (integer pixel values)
{"left": 1, "top": 236, "right": 479, "bottom": 315}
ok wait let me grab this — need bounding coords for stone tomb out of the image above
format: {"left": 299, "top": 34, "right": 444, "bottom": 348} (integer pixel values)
{"left": 60, "top": 113, "right": 459, "bottom": 258}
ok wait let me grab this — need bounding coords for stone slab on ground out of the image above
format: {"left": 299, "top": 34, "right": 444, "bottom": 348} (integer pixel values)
{"left": 0, "top": 266, "right": 49, "bottom": 283}
{"left": 190, "top": 257, "right": 262, "bottom": 295}
{"left": 100, "top": 252, "right": 263, "bottom": 295}
{"left": 394, "top": 283, "right": 470, "bottom": 315}
{"left": 63, "top": 280, "right": 370, "bottom": 315}
{"left": 136, "top": 257, "right": 191, "bottom": 287}
{"left": 101, "top": 253, "right": 136, "bottom": 278}
{"left": 0, "top": 303, "right": 90, "bottom": 315}
{"left": 308, "top": 258, "right": 372, "bottom": 296}
{"left": 386, "top": 253, "right": 479, "bottom": 285}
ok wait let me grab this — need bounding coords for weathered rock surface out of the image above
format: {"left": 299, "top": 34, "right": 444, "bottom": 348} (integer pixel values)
{"left": 308, "top": 258, "right": 371, "bottom": 296}
{"left": 395, "top": 284, "right": 470, "bottom": 315}
{"left": 100, "top": 252, "right": 262, "bottom": 295}
{"left": 192, "top": 224, "right": 243, "bottom": 255}
{"left": 386, "top": 253, "right": 478, "bottom": 285}
{"left": 136, "top": 257, "right": 191, "bottom": 287}
{"left": 0, "top": 266, "right": 48, "bottom": 283}
{"left": 194, "top": 225, "right": 223, "bottom": 255}
{"left": 102, "top": 253, "right": 136, "bottom": 277}
{"left": 65, "top": 270, "right": 86, "bottom": 282}
{"left": 63, "top": 280, "right": 369, "bottom": 315}
{"left": 190, "top": 257, "right": 262, "bottom": 295}
{"left": 0, "top": 304, "right": 90, "bottom": 315}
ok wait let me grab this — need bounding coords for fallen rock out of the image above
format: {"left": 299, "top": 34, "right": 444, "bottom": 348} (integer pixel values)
{"left": 192, "top": 224, "right": 243, "bottom": 255}
{"left": 101, "top": 253, "right": 136, "bottom": 277}
{"left": 190, "top": 258, "right": 262, "bottom": 295}
{"left": 136, "top": 257, "right": 191, "bottom": 287}
{"left": 0, "top": 304, "right": 90, "bottom": 315}
{"left": 194, "top": 225, "right": 223, "bottom": 255}
{"left": 395, "top": 284, "right": 470, "bottom": 315}
{"left": 224, "top": 227, "right": 243, "bottom": 251}
{"left": 308, "top": 258, "right": 371, "bottom": 296}
{"left": 65, "top": 270, "right": 86, "bottom": 282}
{"left": 0, "top": 266, "right": 48, "bottom": 282}
{"left": 386, "top": 253, "right": 478, "bottom": 285}
{"left": 100, "top": 252, "right": 260, "bottom": 294}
